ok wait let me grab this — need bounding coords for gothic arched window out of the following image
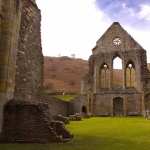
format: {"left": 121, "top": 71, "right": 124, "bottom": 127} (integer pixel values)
{"left": 113, "top": 56, "right": 123, "bottom": 89}
{"left": 126, "top": 62, "right": 135, "bottom": 88}
{"left": 100, "top": 63, "right": 109, "bottom": 89}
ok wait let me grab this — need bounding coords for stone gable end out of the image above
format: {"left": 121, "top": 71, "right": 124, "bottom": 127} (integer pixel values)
{"left": 93, "top": 22, "right": 143, "bottom": 55}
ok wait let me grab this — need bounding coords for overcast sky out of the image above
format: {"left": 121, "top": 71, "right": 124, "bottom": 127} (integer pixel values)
{"left": 36, "top": 0, "right": 150, "bottom": 62}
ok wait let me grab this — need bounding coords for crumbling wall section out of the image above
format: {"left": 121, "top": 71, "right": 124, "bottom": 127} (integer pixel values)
{"left": 0, "top": 100, "right": 64, "bottom": 143}
{"left": 14, "top": 0, "right": 43, "bottom": 101}
{"left": 39, "top": 96, "right": 69, "bottom": 117}
{"left": 0, "top": 0, "right": 22, "bottom": 131}
{"left": 0, "top": 1, "right": 73, "bottom": 143}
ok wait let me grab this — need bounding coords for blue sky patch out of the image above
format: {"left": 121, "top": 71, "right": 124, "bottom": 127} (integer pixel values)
{"left": 95, "top": 0, "right": 150, "bottom": 29}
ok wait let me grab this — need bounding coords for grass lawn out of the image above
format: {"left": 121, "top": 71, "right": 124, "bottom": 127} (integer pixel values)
{"left": 1, "top": 117, "right": 150, "bottom": 150}
{"left": 54, "top": 95, "right": 76, "bottom": 101}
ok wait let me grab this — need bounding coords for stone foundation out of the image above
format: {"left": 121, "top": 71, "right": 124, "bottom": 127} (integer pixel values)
{"left": 0, "top": 100, "right": 72, "bottom": 143}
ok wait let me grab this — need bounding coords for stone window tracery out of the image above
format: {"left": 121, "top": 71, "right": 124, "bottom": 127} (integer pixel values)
{"left": 126, "top": 62, "right": 135, "bottom": 88}
{"left": 113, "top": 37, "right": 122, "bottom": 46}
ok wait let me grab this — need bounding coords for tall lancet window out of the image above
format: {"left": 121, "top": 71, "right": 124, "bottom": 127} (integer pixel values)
{"left": 113, "top": 56, "right": 123, "bottom": 89}
{"left": 126, "top": 62, "right": 136, "bottom": 88}
{"left": 100, "top": 63, "right": 109, "bottom": 89}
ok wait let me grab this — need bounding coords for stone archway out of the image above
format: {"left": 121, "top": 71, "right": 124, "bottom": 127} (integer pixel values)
{"left": 82, "top": 105, "right": 87, "bottom": 114}
{"left": 113, "top": 97, "right": 124, "bottom": 116}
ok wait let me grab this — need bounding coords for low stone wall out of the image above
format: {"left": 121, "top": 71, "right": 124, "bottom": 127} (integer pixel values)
{"left": 38, "top": 95, "right": 69, "bottom": 117}
{"left": 69, "top": 96, "right": 86, "bottom": 115}
{"left": 38, "top": 95, "right": 87, "bottom": 117}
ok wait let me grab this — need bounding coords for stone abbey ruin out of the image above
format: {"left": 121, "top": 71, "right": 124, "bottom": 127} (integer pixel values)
{"left": 82, "top": 22, "right": 150, "bottom": 116}
{"left": 0, "top": 0, "right": 150, "bottom": 144}
{"left": 0, "top": 0, "right": 72, "bottom": 143}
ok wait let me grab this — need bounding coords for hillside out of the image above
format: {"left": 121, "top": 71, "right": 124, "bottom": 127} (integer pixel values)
{"left": 147, "top": 64, "right": 150, "bottom": 71}
{"left": 43, "top": 56, "right": 88, "bottom": 93}
{"left": 43, "top": 56, "right": 150, "bottom": 93}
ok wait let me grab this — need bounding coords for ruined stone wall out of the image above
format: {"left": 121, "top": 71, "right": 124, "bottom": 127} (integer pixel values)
{"left": 89, "top": 22, "right": 148, "bottom": 93}
{"left": 93, "top": 93, "right": 142, "bottom": 116}
{"left": 0, "top": 0, "right": 1, "bottom": 16}
{"left": 69, "top": 96, "right": 87, "bottom": 115}
{"left": 91, "top": 49, "right": 146, "bottom": 92}
{"left": 0, "top": 0, "right": 21, "bottom": 99}
{"left": 14, "top": 0, "right": 43, "bottom": 101}
{"left": 0, "top": 0, "right": 43, "bottom": 131}
{"left": 38, "top": 95, "right": 87, "bottom": 117}
{"left": 0, "top": 100, "right": 53, "bottom": 143}
{"left": 93, "top": 22, "right": 143, "bottom": 55}
{"left": 47, "top": 99, "right": 68, "bottom": 117}
{"left": 81, "top": 22, "right": 150, "bottom": 116}
{"left": 0, "top": 99, "right": 73, "bottom": 143}
{"left": 39, "top": 96, "right": 69, "bottom": 117}
{"left": 0, "top": 0, "right": 22, "bottom": 131}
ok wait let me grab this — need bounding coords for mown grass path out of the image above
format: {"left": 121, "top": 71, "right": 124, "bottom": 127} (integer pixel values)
{"left": 1, "top": 117, "right": 150, "bottom": 150}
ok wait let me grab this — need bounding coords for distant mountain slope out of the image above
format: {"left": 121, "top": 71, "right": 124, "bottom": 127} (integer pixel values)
{"left": 43, "top": 56, "right": 88, "bottom": 93}
{"left": 43, "top": 56, "right": 150, "bottom": 93}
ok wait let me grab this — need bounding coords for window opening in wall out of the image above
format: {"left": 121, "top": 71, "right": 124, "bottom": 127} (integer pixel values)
{"left": 113, "top": 56, "right": 123, "bottom": 89}
{"left": 100, "top": 63, "right": 109, "bottom": 89}
{"left": 126, "top": 62, "right": 135, "bottom": 88}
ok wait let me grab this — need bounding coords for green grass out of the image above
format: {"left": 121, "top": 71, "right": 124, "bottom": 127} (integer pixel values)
{"left": 54, "top": 95, "right": 76, "bottom": 101}
{"left": 1, "top": 117, "right": 150, "bottom": 150}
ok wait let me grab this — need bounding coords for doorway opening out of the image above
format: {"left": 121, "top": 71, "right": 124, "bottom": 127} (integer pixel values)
{"left": 113, "top": 97, "right": 124, "bottom": 116}
{"left": 82, "top": 106, "right": 87, "bottom": 114}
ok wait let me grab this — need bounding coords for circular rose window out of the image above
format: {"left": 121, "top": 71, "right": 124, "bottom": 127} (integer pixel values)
{"left": 113, "top": 37, "right": 121, "bottom": 46}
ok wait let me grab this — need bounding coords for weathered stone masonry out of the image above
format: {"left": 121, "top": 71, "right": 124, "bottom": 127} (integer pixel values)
{"left": 82, "top": 22, "right": 150, "bottom": 116}
{"left": 0, "top": 0, "right": 72, "bottom": 143}
{"left": 0, "top": 0, "right": 42, "bottom": 131}
{"left": 14, "top": 0, "right": 43, "bottom": 101}
{"left": 0, "top": 0, "right": 22, "bottom": 130}
{"left": 0, "top": 100, "right": 59, "bottom": 143}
